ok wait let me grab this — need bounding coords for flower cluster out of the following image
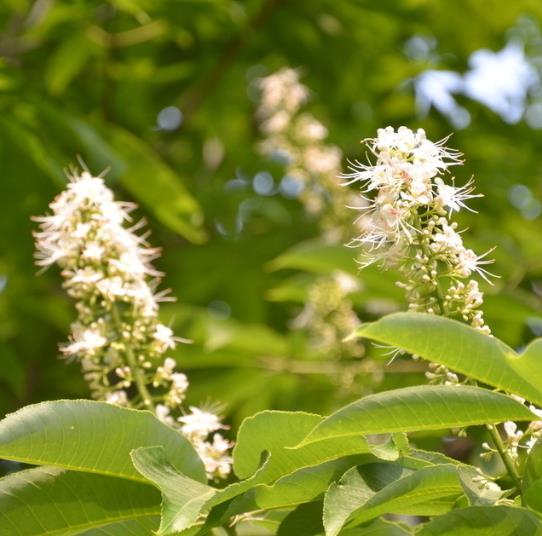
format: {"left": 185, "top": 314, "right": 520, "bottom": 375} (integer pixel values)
{"left": 34, "top": 169, "right": 232, "bottom": 480}
{"left": 292, "top": 271, "right": 364, "bottom": 359}
{"left": 256, "top": 68, "right": 358, "bottom": 240}
{"left": 345, "top": 126, "right": 493, "bottom": 336}
{"left": 256, "top": 69, "right": 369, "bottom": 373}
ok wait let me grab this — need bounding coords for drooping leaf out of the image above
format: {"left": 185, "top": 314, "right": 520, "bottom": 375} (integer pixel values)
{"left": 295, "top": 385, "right": 535, "bottom": 447}
{"left": 324, "top": 464, "right": 393, "bottom": 536}
{"left": 36, "top": 105, "right": 206, "bottom": 243}
{"left": 323, "top": 460, "right": 467, "bottom": 536}
{"left": 185, "top": 411, "right": 374, "bottom": 530}
{"left": 45, "top": 34, "right": 96, "bottom": 96}
{"left": 354, "top": 312, "right": 542, "bottom": 406}
{"left": 1, "top": 117, "right": 65, "bottom": 186}
{"left": 228, "top": 456, "right": 365, "bottom": 516}
{"left": 343, "top": 464, "right": 466, "bottom": 528}
{"left": 0, "top": 400, "right": 206, "bottom": 482}
{"left": 276, "top": 501, "right": 324, "bottom": 536}
{"left": 131, "top": 446, "right": 216, "bottom": 535}
{"left": 416, "top": 505, "right": 542, "bottom": 535}
{"left": 0, "top": 466, "right": 160, "bottom": 535}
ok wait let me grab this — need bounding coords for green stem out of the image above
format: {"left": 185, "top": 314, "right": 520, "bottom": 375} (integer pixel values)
{"left": 488, "top": 424, "right": 524, "bottom": 503}
{"left": 111, "top": 303, "right": 155, "bottom": 410}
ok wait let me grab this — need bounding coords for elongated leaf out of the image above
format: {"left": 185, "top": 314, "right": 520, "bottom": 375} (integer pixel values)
{"left": 269, "top": 240, "right": 357, "bottom": 274}
{"left": 0, "top": 400, "right": 206, "bottom": 483}
{"left": 45, "top": 34, "right": 95, "bottom": 95}
{"left": 324, "top": 465, "right": 387, "bottom": 536}
{"left": 345, "top": 464, "right": 465, "bottom": 527}
{"left": 173, "top": 412, "right": 375, "bottom": 533}
{"left": 341, "top": 519, "right": 413, "bottom": 535}
{"left": 95, "top": 122, "right": 207, "bottom": 243}
{"left": 36, "top": 104, "right": 206, "bottom": 243}
{"left": 417, "top": 505, "right": 542, "bottom": 535}
{"left": 355, "top": 312, "right": 542, "bottom": 406}
{"left": 1, "top": 117, "right": 65, "bottom": 186}
{"left": 323, "top": 461, "right": 461, "bottom": 536}
{"left": 295, "top": 385, "right": 535, "bottom": 447}
{"left": 139, "top": 411, "right": 374, "bottom": 533}
{"left": 131, "top": 446, "right": 216, "bottom": 535}
{"left": 0, "top": 466, "right": 160, "bottom": 535}
{"left": 228, "top": 457, "right": 364, "bottom": 516}
{"left": 79, "top": 516, "right": 161, "bottom": 535}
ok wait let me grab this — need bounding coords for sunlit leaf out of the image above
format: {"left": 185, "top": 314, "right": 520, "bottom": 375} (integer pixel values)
{"left": 355, "top": 312, "right": 542, "bottom": 406}
{"left": 0, "top": 400, "right": 206, "bottom": 482}
{"left": 0, "top": 466, "right": 160, "bottom": 535}
{"left": 295, "top": 385, "right": 535, "bottom": 447}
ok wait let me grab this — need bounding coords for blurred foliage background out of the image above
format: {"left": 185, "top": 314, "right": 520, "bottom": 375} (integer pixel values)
{"left": 2, "top": 0, "right": 542, "bottom": 440}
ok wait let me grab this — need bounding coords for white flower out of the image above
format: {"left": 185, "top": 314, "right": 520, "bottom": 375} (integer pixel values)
{"left": 303, "top": 146, "right": 342, "bottom": 175}
{"left": 430, "top": 221, "right": 464, "bottom": 255}
{"left": 106, "top": 390, "right": 128, "bottom": 406}
{"left": 61, "top": 325, "right": 107, "bottom": 356}
{"left": 177, "top": 406, "right": 225, "bottom": 442}
{"left": 194, "top": 433, "right": 233, "bottom": 480}
{"left": 153, "top": 324, "right": 176, "bottom": 352}
{"left": 455, "top": 248, "right": 496, "bottom": 283}
{"left": 171, "top": 372, "right": 189, "bottom": 391}
{"left": 333, "top": 271, "right": 360, "bottom": 294}
{"left": 66, "top": 267, "right": 103, "bottom": 285}
{"left": 343, "top": 127, "right": 461, "bottom": 190}
{"left": 82, "top": 242, "right": 105, "bottom": 261}
{"left": 295, "top": 115, "right": 328, "bottom": 141}
{"left": 258, "top": 68, "right": 308, "bottom": 115}
{"left": 346, "top": 127, "right": 493, "bottom": 334}
{"left": 434, "top": 177, "right": 482, "bottom": 214}
{"left": 155, "top": 404, "right": 174, "bottom": 425}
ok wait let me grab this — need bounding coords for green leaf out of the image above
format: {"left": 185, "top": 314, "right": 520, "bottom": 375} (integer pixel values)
{"left": 342, "top": 464, "right": 465, "bottom": 528}
{"left": 79, "top": 516, "right": 161, "bottom": 535}
{"left": 131, "top": 446, "right": 216, "bottom": 535}
{"left": 94, "top": 122, "right": 207, "bottom": 243}
{"left": 269, "top": 240, "right": 357, "bottom": 274}
{"left": 193, "top": 411, "right": 373, "bottom": 528}
{"left": 36, "top": 104, "right": 206, "bottom": 243}
{"left": 416, "top": 505, "right": 542, "bottom": 535}
{"left": 323, "top": 461, "right": 459, "bottom": 536}
{"left": 295, "top": 385, "right": 535, "bottom": 447}
{"left": 0, "top": 400, "right": 206, "bottom": 483}
{"left": 228, "top": 457, "right": 365, "bottom": 516}
{"left": 276, "top": 501, "right": 324, "bottom": 536}
{"left": 341, "top": 519, "right": 413, "bottom": 535}
{"left": 45, "top": 34, "right": 95, "bottom": 95}
{"left": 0, "top": 466, "right": 160, "bottom": 535}
{"left": 324, "top": 464, "right": 390, "bottom": 536}
{"left": 1, "top": 117, "right": 65, "bottom": 186}
{"left": 232, "top": 411, "right": 371, "bottom": 483}
{"left": 523, "top": 437, "right": 542, "bottom": 512}
{"left": 355, "top": 312, "right": 542, "bottom": 406}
